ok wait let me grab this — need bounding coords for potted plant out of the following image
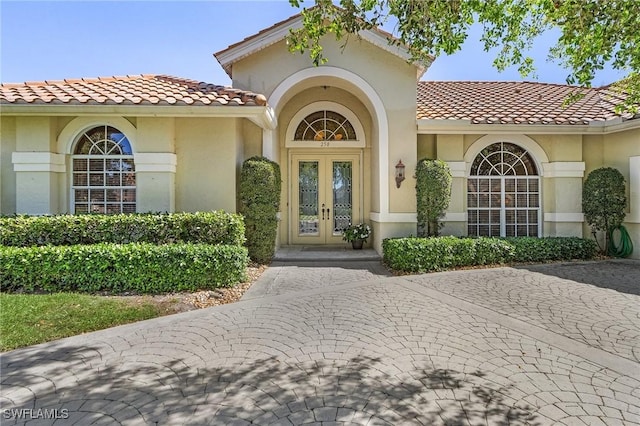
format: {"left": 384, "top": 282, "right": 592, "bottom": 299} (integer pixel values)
{"left": 342, "top": 223, "right": 372, "bottom": 249}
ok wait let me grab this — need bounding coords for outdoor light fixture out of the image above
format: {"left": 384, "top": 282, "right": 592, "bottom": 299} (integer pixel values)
{"left": 395, "top": 160, "right": 406, "bottom": 188}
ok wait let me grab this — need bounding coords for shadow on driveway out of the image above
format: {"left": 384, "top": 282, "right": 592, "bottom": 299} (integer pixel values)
{"left": 1, "top": 343, "right": 539, "bottom": 425}
{"left": 515, "top": 259, "right": 640, "bottom": 296}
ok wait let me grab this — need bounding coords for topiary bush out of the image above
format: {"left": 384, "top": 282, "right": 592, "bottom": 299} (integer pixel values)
{"left": 415, "top": 159, "right": 452, "bottom": 236}
{"left": 0, "top": 243, "right": 248, "bottom": 294}
{"left": 582, "top": 167, "right": 627, "bottom": 253}
{"left": 0, "top": 212, "right": 245, "bottom": 247}
{"left": 239, "top": 156, "right": 281, "bottom": 263}
{"left": 383, "top": 236, "right": 599, "bottom": 273}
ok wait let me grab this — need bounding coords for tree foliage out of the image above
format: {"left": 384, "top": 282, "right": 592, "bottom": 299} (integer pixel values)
{"left": 582, "top": 167, "right": 627, "bottom": 253}
{"left": 415, "top": 159, "right": 451, "bottom": 237}
{"left": 288, "top": 0, "right": 640, "bottom": 112}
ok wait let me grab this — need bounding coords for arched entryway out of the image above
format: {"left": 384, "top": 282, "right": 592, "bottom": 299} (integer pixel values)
{"left": 286, "top": 102, "right": 365, "bottom": 245}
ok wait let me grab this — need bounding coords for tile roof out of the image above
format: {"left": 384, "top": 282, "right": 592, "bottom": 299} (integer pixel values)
{"left": 0, "top": 75, "right": 268, "bottom": 107}
{"left": 417, "top": 81, "right": 636, "bottom": 125}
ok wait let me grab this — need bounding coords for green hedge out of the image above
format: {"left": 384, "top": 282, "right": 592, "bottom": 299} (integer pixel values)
{"left": 383, "top": 236, "right": 515, "bottom": 273}
{"left": 0, "top": 212, "right": 245, "bottom": 247}
{"left": 0, "top": 243, "right": 248, "bottom": 294}
{"left": 504, "top": 237, "right": 598, "bottom": 262}
{"left": 383, "top": 236, "right": 598, "bottom": 273}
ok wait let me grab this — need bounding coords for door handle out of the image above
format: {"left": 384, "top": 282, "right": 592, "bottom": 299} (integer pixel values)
{"left": 326, "top": 208, "right": 330, "bottom": 220}
{"left": 321, "top": 203, "right": 325, "bottom": 220}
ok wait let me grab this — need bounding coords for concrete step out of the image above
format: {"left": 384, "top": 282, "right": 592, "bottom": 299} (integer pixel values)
{"left": 273, "top": 245, "right": 380, "bottom": 262}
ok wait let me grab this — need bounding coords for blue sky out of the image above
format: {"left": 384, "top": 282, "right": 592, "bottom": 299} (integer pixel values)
{"left": 1, "top": 0, "right": 626, "bottom": 87}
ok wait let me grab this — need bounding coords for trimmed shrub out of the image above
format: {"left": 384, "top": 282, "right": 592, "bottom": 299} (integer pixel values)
{"left": 239, "top": 156, "right": 281, "bottom": 263}
{"left": 505, "top": 237, "right": 598, "bottom": 262}
{"left": 416, "top": 159, "right": 452, "bottom": 236}
{"left": 383, "top": 236, "right": 598, "bottom": 273}
{"left": 0, "top": 243, "right": 248, "bottom": 294}
{"left": 0, "top": 212, "right": 245, "bottom": 247}
{"left": 383, "top": 236, "right": 515, "bottom": 273}
{"left": 582, "top": 167, "right": 627, "bottom": 253}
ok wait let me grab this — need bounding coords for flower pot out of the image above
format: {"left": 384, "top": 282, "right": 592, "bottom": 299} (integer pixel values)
{"left": 351, "top": 239, "right": 364, "bottom": 250}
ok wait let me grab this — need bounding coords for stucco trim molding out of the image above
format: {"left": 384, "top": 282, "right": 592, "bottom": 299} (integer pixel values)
{"left": 57, "top": 117, "right": 138, "bottom": 155}
{"left": 544, "top": 213, "right": 585, "bottom": 223}
{"left": 285, "top": 101, "right": 366, "bottom": 148}
{"left": 12, "top": 152, "right": 65, "bottom": 173}
{"left": 443, "top": 212, "right": 467, "bottom": 222}
{"left": 445, "top": 161, "right": 466, "bottom": 178}
{"left": 370, "top": 212, "right": 417, "bottom": 223}
{"left": 270, "top": 66, "right": 390, "bottom": 215}
{"left": 134, "top": 153, "right": 177, "bottom": 173}
{"left": 542, "top": 162, "right": 585, "bottom": 178}
{"left": 464, "top": 134, "right": 549, "bottom": 176}
{"left": 417, "top": 117, "right": 640, "bottom": 135}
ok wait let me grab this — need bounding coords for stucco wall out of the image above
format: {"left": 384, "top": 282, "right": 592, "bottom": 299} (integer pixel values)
{"left": 231, "top": 34, "right": 420, "bottom": 246}
{"left": 584, "top": 128, "right": 640, "bottom": 259}
{"left": 175, "top": 117, "right": 240, "bottom": 213}
{"left": 0, "top": 117, "right": 17, "bottom": 214}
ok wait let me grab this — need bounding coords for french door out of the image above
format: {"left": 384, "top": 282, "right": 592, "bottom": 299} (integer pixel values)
{"left": 292, "top": 154, "right": 360, "bottom": 244}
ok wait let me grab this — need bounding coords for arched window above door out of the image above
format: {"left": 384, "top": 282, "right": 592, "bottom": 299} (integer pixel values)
{"left": 286, "top": 101, "right": 365, "bottom": 148}
{"left": 294, "top": 110, "right": 357, "bottom": 141}
{"left": 468, "top": 142, "right": 541, "bottom": 237}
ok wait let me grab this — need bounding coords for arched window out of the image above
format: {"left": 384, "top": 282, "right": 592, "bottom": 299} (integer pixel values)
{"left": 467, "top": 142, "right": 540, "bottom": 237}
{"left": 72, "top": 125, "right": 136, "bottom": 214}
{"left": 294, "top": 110, "right": 357, "bottom": 141}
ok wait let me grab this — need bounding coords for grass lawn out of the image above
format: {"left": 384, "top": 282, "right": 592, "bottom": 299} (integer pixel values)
{"left": 0, "top": 293, "right": 163, "bottom": 352}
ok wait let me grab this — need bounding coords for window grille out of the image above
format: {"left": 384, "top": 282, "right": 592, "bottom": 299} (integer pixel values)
{"left": 294, "top": 110, "right": 357, "bottom": 141}
{"left": 72, "top": 125, "right": 136, "bottom": 214}
{"left": 467, "top": 142, "right": 540, "bottom": 237}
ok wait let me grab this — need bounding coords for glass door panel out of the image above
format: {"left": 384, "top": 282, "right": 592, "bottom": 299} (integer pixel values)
{"left": 298, "top": 161, "right": 319, "bottom": 236}
{"left": 292, "top": 154, "right": 360, "bottom": 245}
{"left": 332, "top": 161, "right": 352, "bottom": 236}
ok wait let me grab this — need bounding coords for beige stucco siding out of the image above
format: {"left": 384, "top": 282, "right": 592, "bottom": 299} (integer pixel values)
{"left": 417, "top": 134, "right": 436, "bottom": 160}
{"left": 174, "top": 117, "right": 240, "bottom": 213}
{"left": 231, "top": 34, "right": 420, "bottom": 246}
{"left": 601, "top": 128, "right": 640, "bottom": 259}
{"left": 1, "top": 117, "right": 17, "bottom": 214}
{"left": 137, "top": 118, "right": 175, "bottom": 152}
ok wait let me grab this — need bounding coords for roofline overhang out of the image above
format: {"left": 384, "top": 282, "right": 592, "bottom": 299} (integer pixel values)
{"left": 416, "top": 117, "right": 640, "bottom": 135}
{"left": 0, "top": 104, "right": 277, "bottom": 130}
{"left": 214, "top": 13, "right": 429, "bottom": 80}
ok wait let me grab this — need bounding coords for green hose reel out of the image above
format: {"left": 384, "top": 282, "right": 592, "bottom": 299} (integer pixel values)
{"left": 608, "top": 225, "right": 634, "bottom": 258}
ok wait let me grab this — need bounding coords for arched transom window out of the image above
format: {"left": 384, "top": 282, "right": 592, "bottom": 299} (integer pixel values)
{"left": 467, "top": 142, "right": 540, "bottom": 237}
{"left": 294, "top": 110, "right": 357, "bottom": 141}
{"left": 72, "top": 125, "right": 136, "bottom": 214}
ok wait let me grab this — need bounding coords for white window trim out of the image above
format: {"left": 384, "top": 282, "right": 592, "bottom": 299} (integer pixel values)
{"left": 70, "top": 125, "right": 137, "bottom": 214}
{"left": 467, "top": 142, "right": 542, "bottom": 238}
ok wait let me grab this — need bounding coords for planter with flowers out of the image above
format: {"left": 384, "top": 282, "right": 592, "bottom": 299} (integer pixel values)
{"left": 342, "top": 223, "right": 372, "bottom": 249}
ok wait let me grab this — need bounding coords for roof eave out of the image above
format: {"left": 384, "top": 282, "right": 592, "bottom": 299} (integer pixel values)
{"left": 0, "top": 103, "right": 277, "bottom": 130}
{"left": 416, "top": 117, "right": 640, "bottom": 135}
{"left": 214, "top": 13, "right": 429, "bottom": 80}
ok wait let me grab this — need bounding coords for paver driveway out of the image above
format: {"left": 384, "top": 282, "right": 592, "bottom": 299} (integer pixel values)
{"left": 1, "top": 260, "right": 639, "bottom": 425}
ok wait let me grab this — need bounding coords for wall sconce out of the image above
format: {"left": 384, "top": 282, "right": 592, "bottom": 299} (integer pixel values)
{"left": 395, "top": 160, "right": 406, "bottom": 188}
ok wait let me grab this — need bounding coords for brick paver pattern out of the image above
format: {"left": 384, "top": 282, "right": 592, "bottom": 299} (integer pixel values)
{"left": 1, "top": 260, "right": 638, "bottom": 425}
